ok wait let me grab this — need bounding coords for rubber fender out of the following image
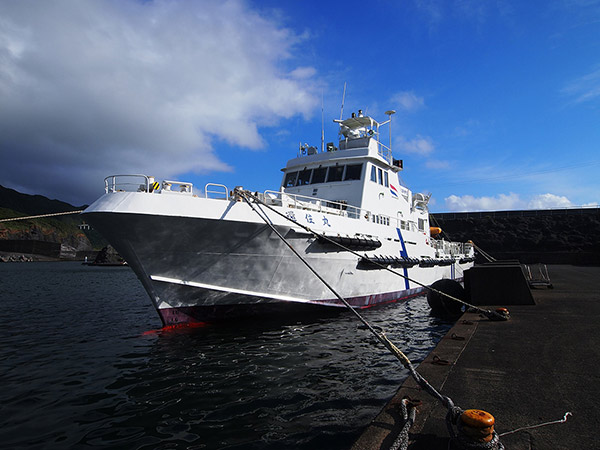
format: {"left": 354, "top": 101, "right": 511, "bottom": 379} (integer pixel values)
{"left": 427, "top": 279, "right": 465, "bottom": 316}
{"left": 340, "top": 237, "right": 352, "bottom": 246}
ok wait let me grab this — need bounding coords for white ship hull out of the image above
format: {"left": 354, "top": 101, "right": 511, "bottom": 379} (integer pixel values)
{"left": 83, "top": 189, "right": 473, "bottom": 325}
{"left": 84, "top": 110, "right": 474, "bottom": 325}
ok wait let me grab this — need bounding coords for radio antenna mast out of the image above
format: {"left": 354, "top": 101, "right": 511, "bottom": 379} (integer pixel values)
{"left": 339, "top": 82, "right": 347, "bottom": 120}
{"left": 385, "top": 110, "right": 396, "bottom": 152}
{"left": 321, "top": 92, "right": 325, "bottom": 153}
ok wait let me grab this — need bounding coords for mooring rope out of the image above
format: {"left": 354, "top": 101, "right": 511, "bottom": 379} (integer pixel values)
{"left": 428, "top": 214, "right": 499, "bottom": 267}
{"left": 239, "top": 190, "right": 506, "bottom": 321}
{"left": 0, "top": 210, "right": 84, "bottom": 223}
{"left": 389, "top": 398, "right": 419, "bottom": 450}
{"left": 498, "top": 411, "right": 572, "bottom": 437}
{"left": 240, "top": 191, "right": 510, "bottom": 449}
{"left": 470, "top": 241, "right": 496, "bottom": 263}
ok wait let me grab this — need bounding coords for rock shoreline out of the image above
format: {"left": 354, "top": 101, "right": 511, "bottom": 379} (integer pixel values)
{"left": 0, "top": 251, "right": 60, "bottom": 263}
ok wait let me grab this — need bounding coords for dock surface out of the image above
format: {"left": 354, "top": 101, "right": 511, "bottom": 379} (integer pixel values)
{"left": 352, "top": 265, "right": 599, "bottom": 449}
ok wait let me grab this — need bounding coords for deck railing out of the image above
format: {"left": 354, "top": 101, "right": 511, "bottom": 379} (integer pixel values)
{"left": 104, "top": 175, "right": 193, "bottom": 195}
{"left": 205, "top": 183, "right": 229, "bottom": 199}
{"left": 261, "top": 190, "right": 364, "bottom": 220}
{"left": 430, "top": 239, "right": 473, "bottom": 256}
{"left": 105, "top": 174, "right": 151, "bottom": 193}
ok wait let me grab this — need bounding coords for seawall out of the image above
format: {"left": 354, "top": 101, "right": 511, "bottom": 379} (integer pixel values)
{"left": 431, "top": 207, "right": 600, "bottom": 265}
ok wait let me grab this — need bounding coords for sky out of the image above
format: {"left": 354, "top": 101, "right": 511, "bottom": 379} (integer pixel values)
{"left": 1, "top": 0, "right": 599, "bottom": 212}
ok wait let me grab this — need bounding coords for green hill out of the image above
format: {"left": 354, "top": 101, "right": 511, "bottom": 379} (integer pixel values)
{"left": 0, "top": 185, "right": 106, "bottom": 255}
{"left": 0, "top": 185, "right": 85, "bottom": 215}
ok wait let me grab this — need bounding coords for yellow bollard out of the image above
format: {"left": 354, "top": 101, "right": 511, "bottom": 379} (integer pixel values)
{"left": 495, "top": 307, "right": 510, "bottom": 319}
{"left": 460, "top": 409, "right": 495, "bottom": 443}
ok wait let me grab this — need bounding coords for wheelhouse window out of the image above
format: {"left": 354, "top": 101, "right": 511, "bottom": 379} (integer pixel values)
{"left": 296, "top": 169, "right": 312, "bottom": 186}
{"left": 370, "top": 164, "right": 390, "bottom": 187}
{"left": 284, "top": 171, "right": 298, "bottom": 187}
{"left": 327, "top": 165, "right": 344, "bottom": 182}
{"left": 287, "top": 164, "right": 363, "bottom": 186}
{"left": 344, "top": 163, "right": 363, "bottom": 181}
{"left": 311, "top": 167, "right": 327, "bottom": 184}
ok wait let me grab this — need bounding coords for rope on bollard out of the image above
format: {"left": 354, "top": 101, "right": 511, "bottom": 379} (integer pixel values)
{"left": 389, "top": 398, "right": 420, "bottom": 450}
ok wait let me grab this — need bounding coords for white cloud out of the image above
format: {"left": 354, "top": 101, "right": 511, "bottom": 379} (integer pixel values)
{"left": 444, "top": 192, "right": 575, "bottom": 211}
{"left": 392, "top": 91, "right": 425, "bottom": 112}
{"left": 290, "top": 66, "right": 317, "bottom": 79}
{"left": 445, "top": 193, "right": 522, "bottom": 211}
{"left": 0, "top": 0, "right": 318, "bottom": 204}
{"left": 396, "top": 135, "right": 435, "bottom": 155}
{"left": 527, "top": 193, "right": 573, "bottom": 209}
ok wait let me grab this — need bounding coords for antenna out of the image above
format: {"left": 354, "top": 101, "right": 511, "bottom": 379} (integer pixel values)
{"left": 321, "top": 92, "right": 325, "bottom": 153}
{"left": 385, "top": 110, "right": 396, "bottom": 152}
{"left": 339, "top": 82, "right": 347, "bottom": 120}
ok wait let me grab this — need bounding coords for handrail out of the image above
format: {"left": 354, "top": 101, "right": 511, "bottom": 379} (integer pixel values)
{"left": 104, "top": 175, "right": 195, "bottom": 195}
{"left": 104, "top": 174, "right": 150, "bottom": 193}
{"left": 376, "top": 141, "right": 393, "bottom": 164}
{"left": 263, "top": 190, "right": 363, "bottom": 218}
{"left": 261, "top": 190, "right": 409, "bottom": 229}
{"left": 205, "top": 183, "right": 229, "bottom": 199}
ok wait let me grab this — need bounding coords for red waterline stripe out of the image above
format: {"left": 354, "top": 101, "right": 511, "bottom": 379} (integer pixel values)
{"left": 142, "top": 321, "right": 209, "bottom": 336}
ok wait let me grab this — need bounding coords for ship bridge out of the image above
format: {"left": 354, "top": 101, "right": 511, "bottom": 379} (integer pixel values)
{"left": 281, "top": 110, "right": 407, "bottom": 216}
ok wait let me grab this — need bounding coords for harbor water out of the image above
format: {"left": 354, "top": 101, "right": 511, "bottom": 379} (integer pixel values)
{"left": 0, "top": 262, "right": 454, "bottom": 449}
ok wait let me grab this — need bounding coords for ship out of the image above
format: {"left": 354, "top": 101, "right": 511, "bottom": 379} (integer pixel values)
{"left": 82, "top": 109, "right": 474, "bottom": 325}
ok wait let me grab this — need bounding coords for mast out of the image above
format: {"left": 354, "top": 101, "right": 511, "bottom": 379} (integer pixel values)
{"left": 385, "top": 110, "right": 396, "bottom": 152}
{"left": 339, "top": 82, "right": 347, "bottom": 120}
{"left": 321, "top": 93, "right": 325, "bottom": 153}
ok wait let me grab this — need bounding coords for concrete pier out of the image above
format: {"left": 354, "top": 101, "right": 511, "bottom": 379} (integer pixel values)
{"left": 352, "top": 265, "right": 599, "bottom": 449}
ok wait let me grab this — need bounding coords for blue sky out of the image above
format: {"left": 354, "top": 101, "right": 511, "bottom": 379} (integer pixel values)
{"left": 1, "top": 0, "right": 599, "bottom": 211}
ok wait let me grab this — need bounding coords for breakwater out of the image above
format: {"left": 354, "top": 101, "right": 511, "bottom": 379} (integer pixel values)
{"left": 431, "top": 207, "right": 600, "bottom": 265}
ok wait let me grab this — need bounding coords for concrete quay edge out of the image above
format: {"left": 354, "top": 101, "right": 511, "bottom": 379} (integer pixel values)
{"left": 352, "top": 265, "right": 600, "bottom": 450}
